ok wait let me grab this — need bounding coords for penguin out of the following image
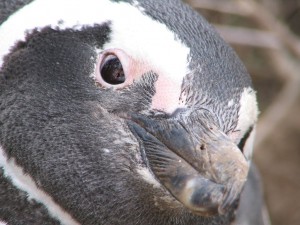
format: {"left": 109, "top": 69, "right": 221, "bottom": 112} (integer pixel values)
{"left": 0, "top": 0, "right": 266, "bottom": 224}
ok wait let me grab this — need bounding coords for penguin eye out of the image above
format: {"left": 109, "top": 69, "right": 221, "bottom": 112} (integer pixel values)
{"left": 95, "top": 49, "right": 135, "bottom": 88}
{"left": 100, "top": 54, "right": 125, "bottom": 85}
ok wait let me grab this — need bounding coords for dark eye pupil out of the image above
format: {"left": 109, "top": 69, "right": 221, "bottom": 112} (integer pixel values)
{"left": 100, "top": 55, "right": 125, "bottom": 85}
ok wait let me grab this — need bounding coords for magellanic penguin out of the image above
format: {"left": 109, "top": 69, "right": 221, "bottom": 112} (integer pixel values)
{"left": 0, "top": 0, "right": 267, "bottom": 224}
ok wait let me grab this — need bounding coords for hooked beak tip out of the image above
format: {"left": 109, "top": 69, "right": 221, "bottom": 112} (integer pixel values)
{"left": 126, "top": 114, "right": 249, "bottom": 217}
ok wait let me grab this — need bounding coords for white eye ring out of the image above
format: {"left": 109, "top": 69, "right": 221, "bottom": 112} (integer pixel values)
{"left": 95, "top": 49, "right": 133, "bottom": 89}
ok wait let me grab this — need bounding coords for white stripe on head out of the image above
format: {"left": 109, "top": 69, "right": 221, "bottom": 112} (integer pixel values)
{"left": 0, "top": 145, "right": 80, "bottom": 225}
{"left": 236, "top": 87, "right": 259, "bottom": 136}
{"left": 231, "top": 87, "right": 258, "bottom": 160}
{"left": 0, "top": 0, "right": 190, "bottom": 114}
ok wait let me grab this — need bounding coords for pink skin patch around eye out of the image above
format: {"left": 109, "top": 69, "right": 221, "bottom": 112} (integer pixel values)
{"left": 96, "top": 48, "right": 184, "bottom": 114}
{"left": 151, "top": 75, "right": 184, "bottom": 114}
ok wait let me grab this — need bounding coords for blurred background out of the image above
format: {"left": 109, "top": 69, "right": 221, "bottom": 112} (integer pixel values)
{"left": 185, "top": 1, "right": 300, "bottom": 224}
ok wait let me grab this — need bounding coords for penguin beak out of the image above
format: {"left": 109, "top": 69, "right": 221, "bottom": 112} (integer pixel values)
{"left": 126, "top": 112, "right": 249, "bottom": 216}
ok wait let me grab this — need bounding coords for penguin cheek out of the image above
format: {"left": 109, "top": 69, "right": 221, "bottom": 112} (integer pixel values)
{"left": 95, "top": 48, "right": 151, "bottom": 89}
{"left": 150, "top": 77, "right": 183, "bottom": 114}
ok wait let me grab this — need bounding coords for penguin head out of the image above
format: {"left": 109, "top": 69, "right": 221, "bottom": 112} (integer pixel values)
{"left": 0, "top": 0, "right": 258, "bottom": 224}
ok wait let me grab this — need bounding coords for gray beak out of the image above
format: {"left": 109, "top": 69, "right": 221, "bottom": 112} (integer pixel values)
{"left": 127, "top": 112, "right": 249, "bottom": 216}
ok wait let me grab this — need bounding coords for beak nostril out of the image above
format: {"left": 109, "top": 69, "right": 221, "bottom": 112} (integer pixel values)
{"left": 200, "top": 144, "right": 205, "bottom": 151}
